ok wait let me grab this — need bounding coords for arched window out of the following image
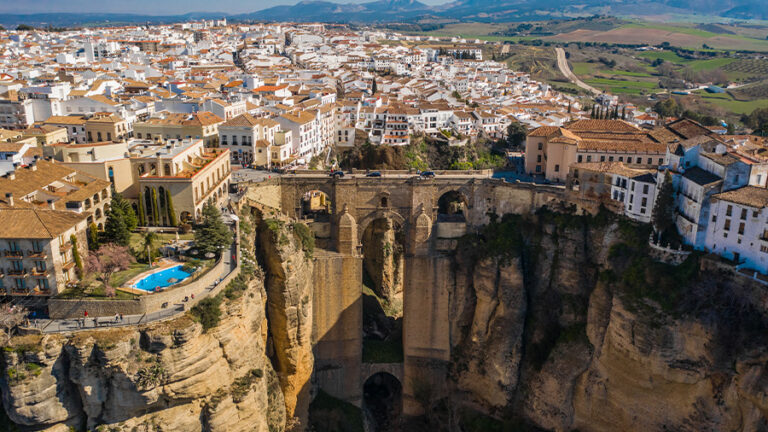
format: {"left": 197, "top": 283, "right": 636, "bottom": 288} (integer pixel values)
{"left": 164, "top": 163, "right": 171, "bottom": 176}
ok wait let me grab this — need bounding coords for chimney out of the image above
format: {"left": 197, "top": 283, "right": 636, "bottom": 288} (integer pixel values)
{"left": 29, "top": 162, "right": 37, "bottom": 171}
{"left": 5, "top": 193, "right": 13, "bottom": 206}
{"left": 47, "top": 199, "right": 55, "bottom": 210}
{"left": 7, "top": 171, "right": 15, "bottom": 181}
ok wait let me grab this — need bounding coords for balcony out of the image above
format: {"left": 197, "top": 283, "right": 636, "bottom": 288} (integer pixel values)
{"left": 62, "top": 260, "right": 76, "bottom": 271}
{"left": 27, "top": 250, "right": 47, "bottom": 259}
{"left": 30, "top": 268, "right": 49, "bottom": 277}
{"left": 7, "top": 268, "right": 27, "bottom": 277}
{"left": 4, "top": 250, "right": 23, "bottom": 258}
{"left": 59, "top": 242, "right": 73, "bottom": 253}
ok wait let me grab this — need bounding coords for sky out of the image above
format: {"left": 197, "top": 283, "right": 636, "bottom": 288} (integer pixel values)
{"left": 1, "top": 0, "right": 448, "bottom": 15}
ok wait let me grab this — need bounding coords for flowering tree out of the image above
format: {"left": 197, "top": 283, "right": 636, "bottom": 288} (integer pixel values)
{"left": 86, "top": 243, "right": 135, "bottom": 297}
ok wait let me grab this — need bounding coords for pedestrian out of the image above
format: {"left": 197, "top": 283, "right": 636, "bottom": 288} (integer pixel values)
{"left": 120, "top": 313, "right": 124, "bottom": 322}
{"left": 191, "top": 293, "right": 194, "bottom": 299}
{"left": 93, "top": 318, "right": 98, "bottom": 327}
{"left": 84, "top": 310, "right": 88, "bottom": 318}
{"left": 115, "top": 314, "right": 119, "bottom": 323}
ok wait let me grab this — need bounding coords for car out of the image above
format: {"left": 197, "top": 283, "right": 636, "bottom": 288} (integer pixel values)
{"left": 329, "top": 170, "right": 345, "bottom": 178}
{"left": 419, "top": 171, "right": 436, "bottom": 179}
{"left": 365, "top": 171, "right": 382, "bottom": 177}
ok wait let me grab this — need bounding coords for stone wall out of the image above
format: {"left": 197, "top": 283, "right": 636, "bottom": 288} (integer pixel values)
{"left": 312, "top": 250, "right": 363, "bottom": 406}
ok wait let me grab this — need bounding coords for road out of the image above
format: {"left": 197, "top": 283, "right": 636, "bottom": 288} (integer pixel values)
{"left": 554, "top": 47, "right": 602, "bottom": 96}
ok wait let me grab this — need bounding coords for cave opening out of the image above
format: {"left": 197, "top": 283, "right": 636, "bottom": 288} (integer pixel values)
{"left": 363, "top": 372, "right": 402, "bottom": 432}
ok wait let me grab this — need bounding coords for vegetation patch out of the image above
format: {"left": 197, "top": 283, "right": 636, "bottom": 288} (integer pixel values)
{"left": 309, "top": 389, "right": 364, "bottom": 432}
{"left": 231, "top": 369, "right": 264, "bottom": 403}
{"left": 189, "top": 296, "right": 223, "bottom": 331}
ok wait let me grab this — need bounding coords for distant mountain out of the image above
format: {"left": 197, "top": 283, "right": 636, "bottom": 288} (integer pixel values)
{"left": 0, "top": 0, "right": 766, "bottom": 28}
{"left": 232, "top": 0, "right": 432, "bottom": 23}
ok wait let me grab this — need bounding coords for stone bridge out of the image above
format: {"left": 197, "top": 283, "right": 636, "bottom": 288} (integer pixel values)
{"left": 246, "top": 174, "right": 579, "bottom": 415}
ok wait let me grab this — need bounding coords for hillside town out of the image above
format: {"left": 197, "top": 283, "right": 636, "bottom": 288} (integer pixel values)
{"left": 0, "top": 19, "right": 767, "bottom": 307}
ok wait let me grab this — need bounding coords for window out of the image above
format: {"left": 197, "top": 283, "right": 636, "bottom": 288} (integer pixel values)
{"left": 753, "top": 210, "right": 759, "bottom": 218}
{"left": 627, "top": 157, "right": 632, "bottom": 164}
{"left": 537, "top": 155, "right": 541, "bottom": 162}
{"left": 658, "top": 158, "right": 663, "bottom": 164}
{"left": 32, "top": 240, "right": 43, "bottom": 253}
{"left": 647, "top": 158, "right": 652, "bottom": 164}
{"left": 619, "top": 157, "right": 624, "bottom": 162}
{"left": 14, "top": 278, "right": 25, "bottom": 290}
{"left": 536, "top": 165, "right": 541, "bottom": 173}
{"left": 738, "top": 222, "right": 745, "bottom": 235}
{"left": 712, "top": 215, "right": 717, "bottom": 222}
{"left": 643, "top": 184, "right": 649, "bottom": 194}
{"left": 8, "top": 240, "right": 19, "bottom": 252}
{"left": 641, "top": 197, "right": 647, "bottom": 207}
{"left": 741, "top": 209, "right": 747, "bottom": 220}
{"left": 587, "top": 156, "right": 592, "bottom": 162}
{"left": 37, "top": 279, "right": 49, "bottom": 290}
{"left": 554, "top": 164, "right": 560, "bottom": 172}
{"left": 600, "top": 156, "right": 606, "bottom": 162}
{"left": 608, "top": 156, "right": 614, "bottom": 162}
{"left": 726, "top": 205, "right": 733, "bottom": 217}
{"left": 537, "top": 142, "right": 542, "bottom": 150}
{"left": 724, "top": 219, "right": 731, "bottom": 231}
{"left": 35, "top": 261, "right": 46, "bottom": 272}
{"left": 577, "top": 155, "right": 583, "bottom": 163}
{"left": 758, "top": 174, "right": 762, "bottom": 184}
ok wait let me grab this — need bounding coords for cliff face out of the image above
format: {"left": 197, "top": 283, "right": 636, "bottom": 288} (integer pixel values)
{"left": 446, "top": 214, "right": 768, "bottom": 432}
{"left": 257, "top": 216, "right": 315, "bottom": 428}
{"left": 0, "top": 276, "right": 285, "bottom": 432}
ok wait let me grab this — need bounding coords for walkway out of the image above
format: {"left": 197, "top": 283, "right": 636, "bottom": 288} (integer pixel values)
{"left": 554, "top": 47, "right": 602, "bottom": 96}
{"left": 30, "top": 240, "right": 239, "bottom": 334}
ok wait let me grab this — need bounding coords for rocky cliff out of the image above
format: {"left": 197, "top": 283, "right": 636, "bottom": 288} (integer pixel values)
{"left": 443, "top": 211, "right": 768, "bottom": 432}
{"left": 0, "top": 274, "right": 285, "bottom": 432}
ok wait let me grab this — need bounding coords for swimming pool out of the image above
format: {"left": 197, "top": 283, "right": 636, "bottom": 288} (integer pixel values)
{"left": 132, "top": 265, "right": 193, "bottom": 292}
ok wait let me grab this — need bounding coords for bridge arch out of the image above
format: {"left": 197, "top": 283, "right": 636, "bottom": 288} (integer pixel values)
{"left": 357, "top": 209, "right": 406, "bottom": 241}
{"left": 363, "top": 371, "right": 402, "bottom": 432}
{"left": 294, "top": 183, "right": 335, "bottom": 219}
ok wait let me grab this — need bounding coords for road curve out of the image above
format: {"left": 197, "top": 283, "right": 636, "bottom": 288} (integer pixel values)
{"left": 554, "top": 47, "right": 602, "bottom": 96}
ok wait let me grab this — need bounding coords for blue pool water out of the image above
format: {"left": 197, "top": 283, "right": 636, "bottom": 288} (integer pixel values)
{"left": 132, "top": 265, "right": 192, "bottom": 292}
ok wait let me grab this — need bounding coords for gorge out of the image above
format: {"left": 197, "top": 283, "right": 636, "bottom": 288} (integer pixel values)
{"left": 2, "top": 175, "right": 767, "bottom": 432}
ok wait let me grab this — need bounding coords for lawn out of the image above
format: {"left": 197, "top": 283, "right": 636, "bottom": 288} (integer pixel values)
{"left": 55, "top": 263, "right": 149, "bottom": 300}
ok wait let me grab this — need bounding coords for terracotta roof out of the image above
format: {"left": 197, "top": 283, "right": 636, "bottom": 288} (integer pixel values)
{"left": 712, "top": 186, "right": 768, "bottom": 209}
{"left": 0, "top": 207, "right": 86, "bottom": 239}
{"left": 44, "top": 116, "right": 87, "bottom": 125}
{"left": 571, "top": 161, "right": 655, "bottom": 178}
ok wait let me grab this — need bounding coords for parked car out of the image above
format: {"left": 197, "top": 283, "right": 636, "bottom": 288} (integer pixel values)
{"left": 419, "top": 171, "right": 436, "bottom": 179}
{"left": 365, "top": 171, "right": 382, "bottom": 177}
{"left": 329, "top": 170, "right": 345, "bottom": 178}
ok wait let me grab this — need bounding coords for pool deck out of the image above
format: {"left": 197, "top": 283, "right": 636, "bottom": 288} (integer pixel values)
{"left": 118, "top": 259, "right": 183, "bottom": 296}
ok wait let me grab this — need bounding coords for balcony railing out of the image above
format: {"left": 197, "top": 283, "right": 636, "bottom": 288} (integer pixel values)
{"left": 27, "top": 250, "right": 47, "bottom": 258}
{"left": 30, "top": 268, "right": 49, "bottom": 277}
{"left": 3, "top": 250, "right": 23, "bottom": 258}
{"left": 6, "top": 268, "right": 27, "bottom": 277}
{"left": 59, "top": 242, "right": 73, "bottom": 253}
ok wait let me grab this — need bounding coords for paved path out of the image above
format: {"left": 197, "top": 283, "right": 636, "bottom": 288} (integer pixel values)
{"left": 554, "top": 47, "right": 602, "bottom": 96}
{"left": 31, "top": 240, "right": 238, "bottom": 334}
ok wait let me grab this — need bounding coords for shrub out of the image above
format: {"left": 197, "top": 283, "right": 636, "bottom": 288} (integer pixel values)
{"left": 136, "top": 362, "right": 167, "bottom": 389}
{"left": 190, "top": 296, "right": 223, "bottom": 331}
{"left": 291, "top": 222, "right": 315, "bottom": 259}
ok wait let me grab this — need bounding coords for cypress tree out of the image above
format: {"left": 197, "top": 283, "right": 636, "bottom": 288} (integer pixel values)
{"left": 137, "top": 190, "right": 146, "bottom": 226}
{"left": 150, "top": 187, "right": 160, "bottom": 227}
{"left": 166, "top": 189, "right": 178, "bottom": 226}
{"left": 88, "top": 222, "right": 99, "bottom": 250}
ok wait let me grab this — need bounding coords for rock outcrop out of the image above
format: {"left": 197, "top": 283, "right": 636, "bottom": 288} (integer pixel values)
{"left": 257, "top": 216, "right": 315, "bottom": 427}
{"left": 445, "top": 214, "right": 768, "bottom": 432}
{"left": 1, "top": 276, "right": 285, "bottom": 432}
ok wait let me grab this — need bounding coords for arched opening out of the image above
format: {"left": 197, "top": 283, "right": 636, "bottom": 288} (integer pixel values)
{"left": 380, "top": 196, "right": 388, "bottom": 208}
{"left": 95, "top": 208, "right": 102, "bottom": 219}
{"left": 361, "top": 217, "right": 404, "bottom": 366}
{"left": 437, "top": 190, "right": 467, "bottom": 222}
{"left": 363, "top": 372, "right": 402, "bottom": 432}
{"left": 301, "top": 190, "right": 331, "bottom": 222}
{"left": 180, "top": 211, "right": 192, "bottom": 223}
{"left": 97, "top": 223, "right": 103, "bottom": 230}
{"left": 164, "top": 163, "right": 171, "bottom": 176}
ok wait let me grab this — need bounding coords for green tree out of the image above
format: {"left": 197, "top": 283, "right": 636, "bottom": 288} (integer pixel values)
{"left": 742, "top": 107, "right": 768, "bottom": 136}
{"left": 166, "top": 189, "right": 177, "bottom": 226}
{"left": 506, "top": 121, "right": 528, "bottom": 148}
{"left": 194, "top": 202, "right": 233, "bottom": 256}
{"left": 111, "top": 192, "right": 137, "bottom": 231}
{"left": 137, "top": 190, "right": 146, "bottom": 226}
{"left": 142, "top": 231, "right": 159, "bottom": 264}
{"left": 87, "top": 222, "right": 100, "bottom": 251}
{"left": 150, "top": 187, "right": 160, "bottom": 226}
{"left": 70, "top": 234, "right": 83, "bottom": 276}
{"left": 371, "top": 77, "right": 377, "bottom": 95}
{"left": 652, "top": 171, "right": 676, "bottom": 239}
{"left": 104, "top": 205, "right": 131, "bottom": 246}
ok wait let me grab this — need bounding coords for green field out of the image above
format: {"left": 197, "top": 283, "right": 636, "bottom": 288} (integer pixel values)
{"left": 695, "top": 91, "right": 768, "bottom": 114}
{"left": 583, "top": 77, "right": 658, "bottom": 94}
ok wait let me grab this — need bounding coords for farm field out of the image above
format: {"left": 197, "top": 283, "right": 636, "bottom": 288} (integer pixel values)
{"left": 695, "top": 91, "right": 768, "bottom": 114}
{"left": 547, "top": 23, "right": 768, "bottom": 51}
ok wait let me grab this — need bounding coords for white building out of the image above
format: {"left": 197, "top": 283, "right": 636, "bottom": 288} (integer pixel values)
{"left": 705, "top": 186, "right": 768, "bottom": 274}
